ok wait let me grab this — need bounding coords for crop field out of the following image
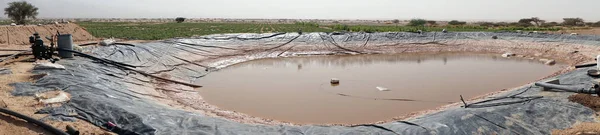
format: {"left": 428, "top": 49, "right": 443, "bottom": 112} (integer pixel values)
{"left": 77, "top": 22, "right": 564, "bottom": 40}
{"left": 77, "top": 22, "right": 333, "bottom": 40}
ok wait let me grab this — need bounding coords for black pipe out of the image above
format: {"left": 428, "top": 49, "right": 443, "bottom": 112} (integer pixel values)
{"left": 66, "top": 125, "right": 80, "bottom": 135}
{"left": 0, "top": 107, "right": 68, "bottom": 135}
{"left": 77, "top": 42, "right": 98, "bottom": 46}
{"left": 534, "top": 82, "right": 598, "bottom": 95}
{"left": 575, "top": 63, "right": 597, "bottom": 68}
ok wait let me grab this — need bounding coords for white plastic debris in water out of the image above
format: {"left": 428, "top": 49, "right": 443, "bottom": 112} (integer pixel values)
{"left": 100, "top": 38, "right": 116, "bottom": 46}
{"left": 330, "top": 78, "right": 340, "bottom": 84}
{"left": 34, "top": 62, "right": 65, "bottom": 70}
{"left": 539, "top": 59, "right": 556, "bottom": 65}
{"left": 10, "top": 23, "right": 16, "bottom": 26}
{"left": 596, "top": 55, "right": 600, "bottom": 70}
{"left": 40, "top": 91, "right": 71, "bottom": 104}
{"left": 376, "top": 86, "right": 390, "bottom": 91}
{"left": 502, "top": 53, "right": 515, "bottom": 58}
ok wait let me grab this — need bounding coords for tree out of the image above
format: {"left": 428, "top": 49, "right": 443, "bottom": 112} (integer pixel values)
{"left": 478, "top": 22, "right": 495, "bottom": 27}
{"left": 426, "top": 20, "right": 437, "bottom": 26}
{"left": 448, "top": 20, "right": 466, "bottom": 25}
{"left": 541, "top": 22, "right": 559, "bottom": 27}
{"left": 593, "top": 21, "right": 600, "bottom": 27}
{"left": 517, "top": 18, "right": 534, "bottom": 27}
{"left": 175, "top": 17, "right": 186, "bottom": 23}
{"left": 530, "top": 17, "right": 545, "bottom": 26}
{"left": 562, "top": 18, "right": 584, "bottom": 26}
{"left": 4, "top": 1, "right": 38, "bottom": 25}
{"left": 408, "top": 19, "right": 427, "bottom": 27}
{"left": 392, "top": 19, "right": 400, "bottom": 24}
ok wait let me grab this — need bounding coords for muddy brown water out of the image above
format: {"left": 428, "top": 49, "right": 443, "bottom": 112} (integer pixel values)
{"left": 197, "top": 53, "right": 563, "bottom": 124}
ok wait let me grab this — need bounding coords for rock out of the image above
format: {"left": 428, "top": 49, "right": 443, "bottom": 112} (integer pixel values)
{"left": 376, "top": 87, "right": 390, "bottom": 91}
{"left": 0, "top": 68, "right": 12, "bottom": 75}
{"left": 330, "top": 78, "right": 339, "bottom": 84}
{"left": 100, "top": 38, "right": 116, "bottom": 46}
{"left": 502, "top": 53, "right": 515, "bottom": 57}
{"left": 544, "top": 59, "right": 556, "bottom": 65}
{"left": 34, "top": 62, "right": 65, "bottom": 70}
{"left": 37, "top": 24, "right": 42, "bottom": 26}
{"left": 73, "top": 45, "right": 83, "bottom": 52}
{"left": 571, "top": 33, "right": 579, "bottom": 36}
{"left": 539, "top": 59, "right": 556, "bottom": 65}
{"left": 492, "top": 36, "right": 498, "bottom": 39}
{"left": 40, "top": 91, "right": 71, "bottom": 104}
{"left": 10, "top": 23, "right": 16, "bottom": 26}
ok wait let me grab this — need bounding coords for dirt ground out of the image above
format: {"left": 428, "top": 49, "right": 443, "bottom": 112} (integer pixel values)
{"left": 0, "top": 23, "right": 95, "bottom": 45}
{"left": 0, "top": 56, "right": 113, "bottom": 135}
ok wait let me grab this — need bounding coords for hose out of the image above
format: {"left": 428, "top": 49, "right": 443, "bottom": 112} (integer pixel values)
{"left": 534, "top": 82, "right": 598, "bottom": 95}
{"left": 0, "top": 107, "right": 68, "bottom": 135}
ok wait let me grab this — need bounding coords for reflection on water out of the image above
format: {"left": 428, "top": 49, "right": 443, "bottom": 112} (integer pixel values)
{"left": 197, "top": 53, "right": 563, "bottom": 124}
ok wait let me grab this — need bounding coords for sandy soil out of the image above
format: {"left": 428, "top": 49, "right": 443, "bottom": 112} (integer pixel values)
{"left": 0, "top": 23, "right": 95, "bottom": 45}
{"left": 0, "top": 56, "right": 113, "bottom": 135}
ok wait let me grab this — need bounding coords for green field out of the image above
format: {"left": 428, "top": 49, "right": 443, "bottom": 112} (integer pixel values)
{"left": 77, "top": 22, "right": 334, "bottom": 40}
{"left": 77, "top": 22, "right": 563, "bottom": 40}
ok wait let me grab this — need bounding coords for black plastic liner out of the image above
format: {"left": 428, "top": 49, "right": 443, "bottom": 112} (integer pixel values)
{"left": 10, "top": 32, "right": 600, "bottom": 135}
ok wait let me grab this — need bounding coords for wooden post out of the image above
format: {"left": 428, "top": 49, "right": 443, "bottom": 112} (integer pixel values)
{"left": 6, "top": 28, "right": 9, "bottom": 45}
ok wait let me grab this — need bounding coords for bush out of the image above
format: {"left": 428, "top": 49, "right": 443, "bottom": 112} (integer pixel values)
{"left": 175, "top": 17, "right": 186, "bottom": 23}
{"left": 562, "top": 18, "right": 584, "bottom": 26}
{"left": 448, "top": 20, "right": 467, "bottom": 25}
{"left": 408, "top": 19, "right": 427, "bottom": 26}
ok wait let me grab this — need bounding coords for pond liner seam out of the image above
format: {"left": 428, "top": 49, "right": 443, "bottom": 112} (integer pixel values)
{"left": 361, "top": 33, "right": 371, "bottom": 47}
{"left": 171, "top": 41, "right": 239, "bottom": 50}
{"left": 171, "top": 55, "right": 212, "bottom": 69}
{"left": 319, "top": 34, "right": 364, "bottom": 54}
{"left": 462, "top": 86, "right": 545, "bottom": 108}
{"left": 349, "top": 124, "right": 401, "bottom": 135}
{"left": 59, "top": 48, "right": 203, "bottom": 88}
{"left": 396, "top": 121, "right": 431, "bottom": 131}
{"left": 265, "top": 33, "right": 301, "bottom": 51}
{"left": 122, "top": 46, "right": 142, "bottom": 62}
{"left": 470, "top": 112, "right": 522, "bottom": 135}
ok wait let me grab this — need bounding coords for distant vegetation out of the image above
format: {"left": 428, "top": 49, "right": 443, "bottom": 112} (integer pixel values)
{"left": 4, "top": 1, "right": 38, "bottom": 24}
{"left": 77, "top": 22, "right": 333, "bottom": 40}
{"left": 175, "top": 17, "right": 186, "bottom": 23}
{"left": 78, "top": 17, "right": 600, "bottom": 40}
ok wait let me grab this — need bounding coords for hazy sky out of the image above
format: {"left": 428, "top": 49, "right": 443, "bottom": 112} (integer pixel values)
{"left": 1, "top": 0, "right": 598, "bottom": 22}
